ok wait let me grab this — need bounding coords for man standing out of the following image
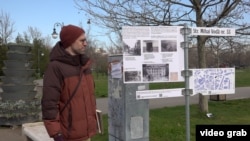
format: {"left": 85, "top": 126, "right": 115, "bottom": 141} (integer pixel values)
{"left": 42, "top": 24, "right": 97, "bottom": 141}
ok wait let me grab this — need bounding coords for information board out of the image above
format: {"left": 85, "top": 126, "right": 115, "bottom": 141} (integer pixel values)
{"left": 122, "top": 26, "right": 184, "bottom": 83}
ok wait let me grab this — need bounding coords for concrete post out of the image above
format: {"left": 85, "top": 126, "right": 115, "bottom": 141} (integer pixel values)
{"left": 108, "top": 55, "right": 149, "bottom": 141}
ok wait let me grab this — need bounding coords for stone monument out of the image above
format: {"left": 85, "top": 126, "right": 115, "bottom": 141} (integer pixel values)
{"left": 0, "top": 44, "right": 40, "bottom": 125}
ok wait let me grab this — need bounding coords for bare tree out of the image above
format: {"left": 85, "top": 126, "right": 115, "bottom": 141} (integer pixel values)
{"left": 26, "top": 26, "right": 55, "bottom": 48}
{"left": 206, "top": 37, "right": 232, "bottom": 67}
{"left": 43, "top": 35, "right": 54, "bottom": 48}
{"left": 27, "top": 26, "right": 42, "bottom": 41}
{"left": 0, "top": 10, "right": 15, "bottom": 44}
{"left": 75, "top": 0, "right": 250, "bottom": 112}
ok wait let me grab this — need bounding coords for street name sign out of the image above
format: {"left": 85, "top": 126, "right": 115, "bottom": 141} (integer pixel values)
{"left": 191, "top": 27, "right": 235, "bottom": 36}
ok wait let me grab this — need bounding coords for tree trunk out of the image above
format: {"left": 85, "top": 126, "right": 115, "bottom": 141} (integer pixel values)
{"left": 197, "top": 36, "right": 209, "bottom": 113}
{"left": 198, "top": 94, "right": 208, "bottom": 113}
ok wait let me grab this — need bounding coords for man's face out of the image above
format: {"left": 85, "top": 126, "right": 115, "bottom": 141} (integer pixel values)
{"left": 69, "top": 34, "right": 87, "bottom": 55}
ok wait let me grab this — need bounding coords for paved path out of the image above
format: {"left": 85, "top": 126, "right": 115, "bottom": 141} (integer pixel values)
{"left": 0, "top": 79, "right": 250, "bottom": 141}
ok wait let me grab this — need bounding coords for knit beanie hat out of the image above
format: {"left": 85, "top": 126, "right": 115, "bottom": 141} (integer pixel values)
{"left": 60, "top": 25, "right": 85, "bottom": 48}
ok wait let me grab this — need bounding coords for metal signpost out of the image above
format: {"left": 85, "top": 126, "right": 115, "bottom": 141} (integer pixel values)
{"left": 135, "top": 25, "right": 235, "bottom": 141}
{"left": 181, "top": 24, "right": 192, "bottom": 141}
{"left": 108, "top": 25, "right": 235, "bottom": 141}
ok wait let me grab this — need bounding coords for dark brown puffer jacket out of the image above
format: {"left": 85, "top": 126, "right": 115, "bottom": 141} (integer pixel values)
{"left": 41, "top": 42, "right": 97, "bottom": 141}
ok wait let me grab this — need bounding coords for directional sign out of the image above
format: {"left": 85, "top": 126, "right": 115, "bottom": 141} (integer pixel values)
{"left": 136, "top": 88, "right": 184, "bottom": 99}
{"left": 191, "top": 27, "right": 235, "bottom": 36}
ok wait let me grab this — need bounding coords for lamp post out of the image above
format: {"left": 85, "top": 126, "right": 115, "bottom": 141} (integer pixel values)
{"left": 87, "top": 19, "right": 91, "bottom": 36}
{"left": 51, "top": 22, "right": 64, "bottom": 39}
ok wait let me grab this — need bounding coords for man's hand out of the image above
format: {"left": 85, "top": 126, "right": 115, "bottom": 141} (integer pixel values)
{"left": 53, "top": 133, "right": 64, "bottom": 141}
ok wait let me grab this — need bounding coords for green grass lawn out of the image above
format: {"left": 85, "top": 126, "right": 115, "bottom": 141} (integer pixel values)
{"left": 235, "top": 68, "right": 250, "bottom": 87}
{"left": 92, "top": 98, "right": 250, "bottom": 141}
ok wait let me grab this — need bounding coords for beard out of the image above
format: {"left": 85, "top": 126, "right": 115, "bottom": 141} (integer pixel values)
{"left": 72, "top": 47, "right": 85, "bottom": 55}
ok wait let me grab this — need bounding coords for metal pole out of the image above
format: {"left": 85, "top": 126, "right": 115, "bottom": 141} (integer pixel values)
{"left": 37, "top": 46, "right": 40, "bottom": 77}
{"left": 182, "top": 23, "right": 191, "bottom": 141}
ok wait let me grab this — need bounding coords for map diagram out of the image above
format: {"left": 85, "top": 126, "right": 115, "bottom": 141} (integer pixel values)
{"left": 190, "top": 68, "right": 235, "bottom": 95}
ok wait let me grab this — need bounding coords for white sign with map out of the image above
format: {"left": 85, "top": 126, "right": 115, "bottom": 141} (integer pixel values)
{"left": 189, "top": 68, "right": 235, "bottom": 95}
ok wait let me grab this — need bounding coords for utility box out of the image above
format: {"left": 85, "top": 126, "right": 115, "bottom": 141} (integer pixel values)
{"left": 108, "top": 55, "right": 149, "bottom": 141}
